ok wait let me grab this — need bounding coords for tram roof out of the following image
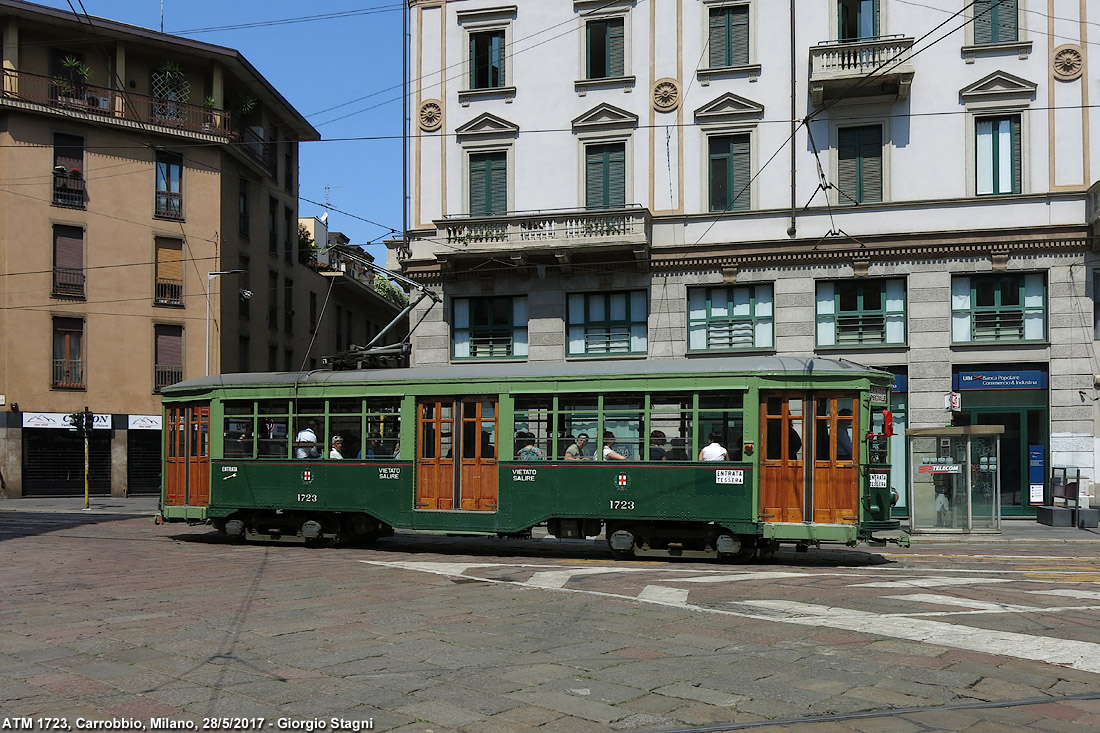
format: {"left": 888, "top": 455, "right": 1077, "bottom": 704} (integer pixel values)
{"left": 164, "top": 355, "right": 890, "bottom": 395}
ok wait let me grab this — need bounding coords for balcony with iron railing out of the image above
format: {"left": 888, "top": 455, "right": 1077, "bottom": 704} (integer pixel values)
{"left": 52, "top": 359, "right": 84, "bottom": 389}
{"left": 52, "top": 171, "right": 85, "bottom": 208}
{"left": 154, "top": 277, "right": 183, "bottom": 306}
{"left": 52, "top": 267, "right": 85, "bottom": 299}
{"left": 809, "top": 35, "right": 915, "bottom": 105}
{"left": 154, "top": 365, "right": 183, "bottom": 392}
{"left": 1, "top": 69, "right": 233, "bottom": 138}
{"left": 436, "top": 207, "right": 651, "bottom": 262}
{"left": 155, "top": 191, "right": 183, "bottom": 220}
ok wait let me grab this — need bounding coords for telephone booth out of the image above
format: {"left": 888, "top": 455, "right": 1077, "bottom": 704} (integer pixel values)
{"left": 907, "top": 425, "right": 1003, "bottom": 534}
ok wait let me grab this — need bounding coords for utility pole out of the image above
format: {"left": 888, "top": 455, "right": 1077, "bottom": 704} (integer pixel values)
{"left": 70, "top": 406, "right": 93, "bottom": 509}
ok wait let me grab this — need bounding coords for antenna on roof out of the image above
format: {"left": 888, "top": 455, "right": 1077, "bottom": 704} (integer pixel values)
{"left": 160, "top": 0, "right": 164, "bottom": 32}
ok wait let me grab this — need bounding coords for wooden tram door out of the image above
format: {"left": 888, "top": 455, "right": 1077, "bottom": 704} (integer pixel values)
{"left": 760, "top": 393, "right": 859, "bottom": 525}
{"left": 416, "top": 398, "right": 498, "bottom": 512}
{"left": 164, "top": 403, "right": 210, "bottom": 506}
{"left": 760, "top": 394, "right": 805, "bottom": 522}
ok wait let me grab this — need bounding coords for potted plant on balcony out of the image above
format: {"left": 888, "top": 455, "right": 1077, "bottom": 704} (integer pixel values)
{"left": 202, "top": 95, "right": 217, "bottom": 131}
{"left": 55, "top": 55, "right": 91, "bottom": 105}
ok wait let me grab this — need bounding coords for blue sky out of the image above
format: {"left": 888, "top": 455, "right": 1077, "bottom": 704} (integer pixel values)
{"left": 36, "top": 0, "right": 406, "bottom": 261}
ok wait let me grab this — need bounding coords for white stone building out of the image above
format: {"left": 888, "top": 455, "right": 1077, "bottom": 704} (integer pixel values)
{"left": 394, "top": 0, "right": 1100, "bottom": 517}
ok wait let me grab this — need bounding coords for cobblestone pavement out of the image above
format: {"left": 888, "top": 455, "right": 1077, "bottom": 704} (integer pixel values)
{"left": 2, "top": 512, "right": 1100, "bottom": 731}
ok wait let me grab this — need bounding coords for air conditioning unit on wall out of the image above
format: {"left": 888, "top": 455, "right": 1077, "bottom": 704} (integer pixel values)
{"left": 85, "top": 94, "right": 110, "bottom": 109}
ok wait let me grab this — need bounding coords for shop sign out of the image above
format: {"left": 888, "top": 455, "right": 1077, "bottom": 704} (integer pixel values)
{"left": 127, "top": 415, "right": 161, "bottom": 430}
{"left": 22, "top": 412, "right": 109, "bottom": 430}
{"left": 955, "top": 370, "right": 1047, "bottom": 390}
{"left": 917, "top": 462, "right": 961, "bottom": 474}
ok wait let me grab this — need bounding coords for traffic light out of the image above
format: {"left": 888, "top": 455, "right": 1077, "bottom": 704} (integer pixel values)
{"left": 68, "top": 411, "right": 84, "bottom": 432}
{"left": 83, "top": 408, "right": 94, "bottom": 432}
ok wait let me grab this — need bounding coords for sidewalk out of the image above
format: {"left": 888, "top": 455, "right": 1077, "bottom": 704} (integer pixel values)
{"left": 3, "top": 494, "right": 1100, "bottom": 543}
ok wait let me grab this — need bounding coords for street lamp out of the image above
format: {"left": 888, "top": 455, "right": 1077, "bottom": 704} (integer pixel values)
{"left": 206, "top": 270, "right": 244, "bottom": 376}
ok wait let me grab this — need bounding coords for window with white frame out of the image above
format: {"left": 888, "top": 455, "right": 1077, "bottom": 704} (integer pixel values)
{"left": 708, "top": 134, "right": 751, "bottom": 212}
{"left": 453, "top": 296, "right": 528, "bottom": 359}
{"left": 973, "top": 0, "right": 1018, "bottom": 44}
{"left": 975, "top": 114, "right": 1020, "bottom": 195}
{"left": 469, "top": 150, "right": 507, "bottom": 216}
{"left": 817, "top": 279, "right": 905, "bottom": 347}
{"left": 688, "top": 284, "right": 773, "bottom": 351}
{"left": 837, "top": 125, "right": 882, "bottom": 204}
{"left": 951, "top": 273, "right": 1045, "bottom": 343}
{"left": 708, "top": 5, "right": 749, "bottom": 68}
{"left": 585, "top": 142, "right": 627, "bottom": 210}
{"left": 586, "top": 16, "right": 625, "bottom": 79}
{"left": 470, "top": 29, "right": 506, "bottom": 89}
{"left": 838, "top": 0, "right": 878, "bottom": 41}
{"left": 568, "top": 291, "right": 647, "bottom": 356}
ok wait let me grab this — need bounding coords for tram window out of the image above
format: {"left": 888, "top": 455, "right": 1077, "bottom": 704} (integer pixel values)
{"left": 259, "top": 416, "right": 288, "bottom": 457}
{"left": 699, "top": 393, "right": 743, "bottom": 411}
{"left": 224, "top": 415, "right": 254, "bottom": 458}
{"left": 257, "top": 399, "right": 290, "bottom": 415}
{"left": 700, "top": 392, "right": 744, "bottom": 460}
{"left": 815, "top": 414, "right": 832, "bottom": 461}
{"left": 515, "top": 398, "right": 552, "bottom": 458}
{"left": 604, "top": 416, "right": 642, "bottom": 460}
{"left": 330, "top": 398, "right": 363, "bottom": 414}
{"left": 650, "top": 394, "right": 693, "bottom": 461}
{"left": 365, "top": 398, "right": 400, "bottom": 414}
{"left": 441, "top": 425, "right": 453, "bottom": 458}
{"left": 559, "top": 394, "right": 598, "bottom": 460}
{"left": 421, "top": 422, "right": 436, "bottom": 459}
{"left": 293, "top": 419, "right": 324, "bottom": 459}
{"left": 365, "top": 414, "right": 400, "bottom": 458}
{"left": 329, "top": 417, "right": 360, "bottom": 458}
{"left": 224, "top": 401, "right": 253, "bottom": 416}
{"left": 605, "top": 395, "right": 643, "bottom": 411}
{"left": 295, "top": 399, "right": 325, "bottom": 416}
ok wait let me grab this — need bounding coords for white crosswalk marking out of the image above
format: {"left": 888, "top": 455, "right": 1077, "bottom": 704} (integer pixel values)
{"left": 637, "top": 585, "right": 690, "bottom": 605}
{"left": 883, "top": 593, "right": 1037, "bottom": 612}
{"left": 1028, "top": 589, "right": 1100, "bottom": 601}
{"left": 737, "top": 599, "right": 1100, "bottom": 674}
{"left": 666, "top": 572, "right": 808, "bottom": 583}
{"left": 526, "top": 568, "right": 618, "bottom": 588}
{"left": 854, "top": 577, "right": 1013, "bottom": 588}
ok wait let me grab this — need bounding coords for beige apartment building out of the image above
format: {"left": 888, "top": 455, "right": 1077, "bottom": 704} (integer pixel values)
{"left": 0, "top": 1, "right": 400, "bottom": 497}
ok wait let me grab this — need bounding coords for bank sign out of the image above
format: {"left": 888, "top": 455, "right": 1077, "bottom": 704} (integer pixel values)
{"left": 954, "top": 370, "right": 1047, "bottom": 390}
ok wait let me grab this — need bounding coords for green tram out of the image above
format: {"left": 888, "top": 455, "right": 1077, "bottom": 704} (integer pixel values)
{"left": 158, "top": 356, "right": 905, "bottom": 559}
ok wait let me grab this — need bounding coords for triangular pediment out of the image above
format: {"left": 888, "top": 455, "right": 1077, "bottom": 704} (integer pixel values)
{"left": 959, "top": 71, "right": 1037, "bottom": 104}
{"left": 454, "top": 112, "right": 519, "bottom": 138}
{"left": 571, "top": 103, "right": 638, "bottom": 131}
{"left": 693, "top": 93, "right": 765, "bottom": 124}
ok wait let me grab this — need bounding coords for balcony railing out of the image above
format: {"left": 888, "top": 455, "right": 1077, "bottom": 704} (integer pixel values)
{"left": 809, "top": 35, "right": 915, "bottom": 104}
{"left": 52, "top": 267, "right": 85, "bottom": 298}
{"left": 155, "top": 365, "right": 183, "bottom": 392}
{"left": 52, "top": 358, "right": 84, "bottom": 389}
{"left": 155, "top": 277, "right": 183, "bottom": 305}
{"left": 438, "top": 208, "right": 650, "bottom": 254}
{"left": 1, "top": 69, "right": 233, "bottom": 138}
{"left": 52, "top": 172, "right": 85, "bottom": 208}
{"left": 156, "top": 191, "right": 183, "bottom": 219}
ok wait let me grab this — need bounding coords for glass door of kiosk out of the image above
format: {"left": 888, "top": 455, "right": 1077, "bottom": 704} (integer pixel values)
{"left": 907, "top": 426, "right": 1003, "bottom": 533}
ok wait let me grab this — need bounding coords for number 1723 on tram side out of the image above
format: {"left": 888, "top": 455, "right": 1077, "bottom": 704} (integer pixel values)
{"left": 158, "top": 355, "right": 906, "bottom": 560}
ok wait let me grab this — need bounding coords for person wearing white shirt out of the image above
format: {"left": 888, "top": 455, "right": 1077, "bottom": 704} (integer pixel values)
{"left": 699, "top": 432, "right": 728, "bottom": 461}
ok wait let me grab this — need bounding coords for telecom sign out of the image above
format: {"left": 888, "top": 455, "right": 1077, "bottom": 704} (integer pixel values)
{"left": 955, "top": 370, "right": 1047, "bottom": 390}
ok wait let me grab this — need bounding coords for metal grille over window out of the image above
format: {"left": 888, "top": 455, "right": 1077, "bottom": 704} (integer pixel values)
{"left": 951, "top": 273, "right": 1045, "bottom": 342}
{"left": 816, "top": 280, "right": 905, "bottom": 346}
{"left": 689, "top": 285, "right": 773, "bottom": 350}
{"left": 453, "top": 296, "right": 528, "bottom": 359}
{"left": 154, "top": 237, "right": 183, "bottom": 305}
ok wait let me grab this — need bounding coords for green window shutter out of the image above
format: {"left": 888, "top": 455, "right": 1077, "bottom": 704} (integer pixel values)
{"left": 488, "top": 153, "right": 507, "bottom": 215}
{"left": 497, "top": 32, "right": 506, "bottom": 85}
{"left": 837, "top": 128, "right": 860, "bottom": 204}
{"left": 973, "top": 0, "right": 993, "bottom": 43}
{"left": 608, "top": 144, "right": 626, "bottom": 208}
{"left": 859, "top": 126, "right": 882, "bottom": 203}
{"left": 470, "top": 155, "right": 487, "bottom": 215}
{"left": 608, "top": 18, "right": 625, "bottom": 77}
{"left": 586, "top": 146, "right": 606, "bottom": 209}
{"left": 1011, "top": 115, "right": 1022, "bottom": 194}
{"left": 708, "top": 137, "right": 730, "bottom": 212}
{"left": 729, "top": 6, "right": 749, "bottom": 66}
{"left": 708, "top": 9, "right": 728, "bottom": 68}
{"left": 997, "top": 0, "right": 1019, "bottom": 42}
{"left": 731, "top": 134, "right": 751, "bottom": 210}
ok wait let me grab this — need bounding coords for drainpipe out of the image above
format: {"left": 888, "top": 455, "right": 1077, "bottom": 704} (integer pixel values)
{"left": 788, "top": 0, "right": 798, "bottom": 238}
